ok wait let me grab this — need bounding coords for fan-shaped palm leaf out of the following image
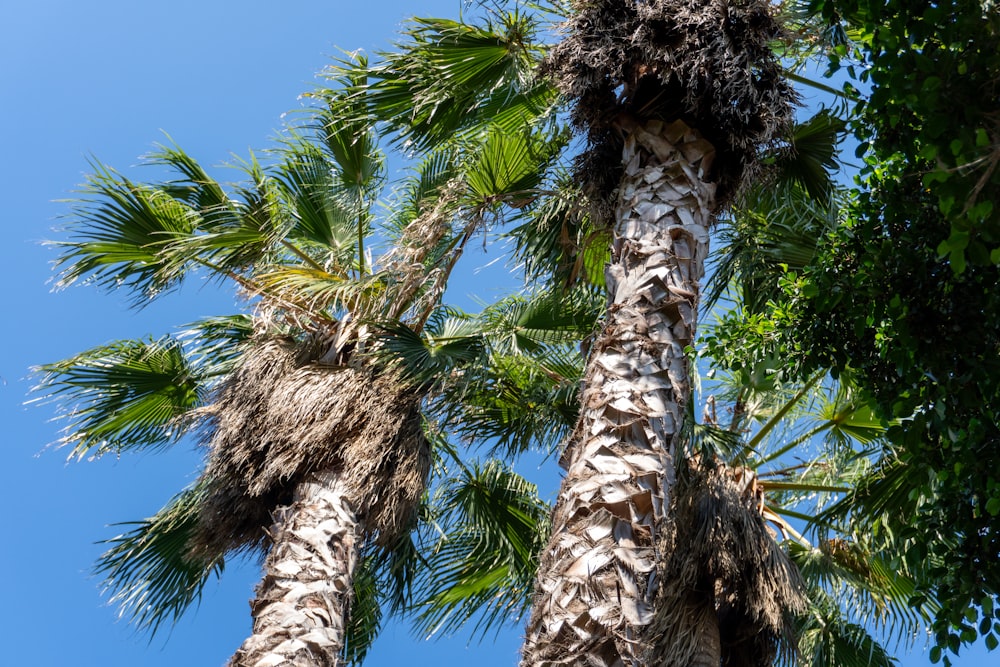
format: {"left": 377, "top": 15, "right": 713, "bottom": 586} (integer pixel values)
{"left": 790, "top": 585, "right": 897, "bottom": 667}
{"left": 409, "top": 459, "right": 551, "bottom": 639}
{"left": 55, "top": 162, "right": 197, "bottom": 302}
{"left": 507, "top": 170, "right": 608, "bottom": 291}
{"left": 767, "top": 109, "right": 847, "bottom": 202}
{"left": 95, "top": 481, "right": 225, "bottom": 634}
{"left": 464, "top": 125, "right": 566, "bottom": 208}
{"left": 362, "top": 12, "right": 549, "bottom": 152}
{"left": 34, "top": 336, "right": 203, "bottom": 458}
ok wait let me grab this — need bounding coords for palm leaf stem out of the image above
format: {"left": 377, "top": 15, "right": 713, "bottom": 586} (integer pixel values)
{"left": 358, "top": 199, "right": 366, "bottom": 277}
{"left": 762, "top": 505, "right": 811, "bottom": 546}
{"left": 413, "top": 219, "right": 480, "bottom": 332}
{"left": 771, "top": 504, "right": 828, "bottom": 527}
{"left": 757, "top": 421, "right": 833, "bottom": 467}
{"left": 738, "top": 370, "right": 824, "bottom": 460}
{"left": 762, "top": 481, "right": 850, "bottom": 493}
{"left": 758, "top": 393, "right": 874, "bottom": 467}
{"left": 782, "top": 69, "right": 860, "bottom": 101}
{"left": 280, "top": 239, "right": 329, "bottom": 274}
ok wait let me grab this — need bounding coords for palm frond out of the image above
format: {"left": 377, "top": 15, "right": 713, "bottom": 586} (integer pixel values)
{"left": 766, "top": 109, "right": 847, "bottom": 202}
{"left": 272, "top": 141, "right": 367, "bottom": 263}
{"left": 95, "top": 482, "right": 225, "bottom": 635}
{"left": 34, "top": 336, "right": 203, "bottom": 458}
{"left": 362, "top": 13, "right": 546, "bottom": 152}
{"left": 444, "top": 345, "right": 582, "bottom": 457}
{"left": 507, "top": 170, "right": 607, "bottom": 290}
{"left": 376, "top": 319, "right": 486, "bottom": 387}
{"left": 343, "top": 554, "right": 382, "bottom": 666}
{"left": 251, "top": 265, "right": 379, "bottom": 317}
{"left": 790, "top": 586, "right": 897, "bottom": 667}
{"left": 789, "top": 539, "right": 936, "bottom": 641}
{"left": 383, "top": 146, "right": 460, "bottom": 241}
{"left": 158, "top": 151, "right": 289, "bottom": 277}
{"left": 145, "top": 141, "right": 232, "bottom": 215}
{"left": 480, "top": 287, "right": 602, "bottom": 354}
{"left": 464, "top": 125, "right": 566, "bottom": 209}
{"left": 179, "top": 314, "right": 256, "bottom": 379}
{"left": 309, "top": 54, "right": 386, "bottom": 194}
{"left": 55, "top": 160, "right": 197, "bottom": 303}
{"left": 409, "top": 459, "right": 551, "bottom": 639}
{"left": 707, "top": 181, "right": 842, "bottom": 313}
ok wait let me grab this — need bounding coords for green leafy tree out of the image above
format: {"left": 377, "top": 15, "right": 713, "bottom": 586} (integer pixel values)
{"left": 736, "top": 2, "right": 1000, "bottom": 658}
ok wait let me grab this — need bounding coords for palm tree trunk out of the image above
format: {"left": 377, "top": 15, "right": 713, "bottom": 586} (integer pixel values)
{"left": 521, "top": 118, "right": 716, "bottom": 666}
{"left": 230, "top": 470, "right": 359, "bottom": 667}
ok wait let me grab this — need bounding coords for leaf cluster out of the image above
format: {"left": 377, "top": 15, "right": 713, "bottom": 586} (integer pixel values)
{"left": 772, "top": 1, "right": 1000, "bottom": 655}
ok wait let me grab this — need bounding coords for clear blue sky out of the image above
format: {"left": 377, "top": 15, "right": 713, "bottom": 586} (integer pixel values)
{"left": 0, "top": 1, "right": 992, "bottom": 666}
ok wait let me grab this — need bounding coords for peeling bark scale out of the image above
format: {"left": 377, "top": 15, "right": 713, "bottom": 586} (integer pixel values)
{"left": 230, "top": 471, "right": 359, "bottom": 667}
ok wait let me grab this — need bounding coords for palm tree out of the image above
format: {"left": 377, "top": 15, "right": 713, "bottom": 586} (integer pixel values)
{"left": 35, "top": 54, "right": 565, "bottom": 665}
{"left": 343, "top": 3, "right": 867, "bottom": 663}
{"left": 515, "top": 1, "right": 798, "bottom": 664}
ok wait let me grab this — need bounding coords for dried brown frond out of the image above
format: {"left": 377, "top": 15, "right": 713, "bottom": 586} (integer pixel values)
{"left": 377, "top": 177, "right": 465, "bottom": 323}
{"left": 544, "top": 0, "right": 796, "bottom": 213}
{"left": 648, "top": 460, "right": 805, "bottom": 667}
{"left": 187, "top": 338, "right": 429, "bottom": 560}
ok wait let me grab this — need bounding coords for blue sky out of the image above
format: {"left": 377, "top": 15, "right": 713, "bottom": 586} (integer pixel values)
{"left": 0, "top": 1, "right": 993, "bottom": 666}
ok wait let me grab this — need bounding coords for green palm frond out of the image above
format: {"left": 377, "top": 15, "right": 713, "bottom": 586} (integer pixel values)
{"left": 690, "top": 419, "right": 747, "bottom": 460}
{"left": 343, "top": 554, "right": 382, "bottom": 666}
{"left": 791, "top": 586, "right": 897, "bottom": 667}
{"left": 789, "top": 539, "right": 936, "bottom": 641}
{"left": 707, "top": 180, "right": 842, "bottom": 313}
{"left": 464, "top": 126, "right": 565, "bottom": 208}
{"left": 507, "top": 171, "right": 607, "bottom": 290}
{"left": 766, "top": 109, "right": 848, "bottom": 202}
{"left": 811, "top": 381, "right": 888, "bottom": 448}
{"left": 146, "top": 141, "right": 232, "bottom": 215}
{"left": 446, "top": 345, "right": 581, "bottom": 457}
{"left": 272, "top": 142, "right": 369, "bottom": 261}
{"left": 151, "top": 151, "right": 289, "bottom": 278}
{"left": 34, "top": 336, "right": 204, "bottom": 458}
{"left": 462, "top": 77, "right": 560, "bottom": 140}
{"left": 376, "top": 318, "right": 486, "bottom": 387}
{"left": 309, "top": 54, "right": 385, "bottom": 194}
{"left": 179, "top": 314, "right": 255, "bottom": 379}
{"left": 480, "top": 287, "right": 602, "bottom": 354}
{"left": 383, "top": 147, "right": 460, "bottom": 240}
{"left": 410, "top": 459, "right": 551, "bottom": 639}
{"left": 95, "top": 482, "right": 224, "bottom": 635}
{"left": 251, "top": 265, "right": 381, "bottom": 319}
{"left": 362, "top": 13, "right": 546, "bottom": 152}
{"left": 817, "top": 455, "right": 922, "bottom": 533}
{"left": 55, "top": 160, "right": 197, "bottom": 302}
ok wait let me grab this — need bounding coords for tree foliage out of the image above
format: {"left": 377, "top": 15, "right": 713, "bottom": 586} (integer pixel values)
{"left": 726, "top": 0, "right": 1000, "bottom": 659}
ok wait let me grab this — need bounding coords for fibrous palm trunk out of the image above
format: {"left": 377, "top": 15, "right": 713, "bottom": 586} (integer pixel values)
{"left": 521, "top": 118, "right": 715, "bottom": 666}
{"left": 230, "top": 470, "right": 359, "bottom": 667}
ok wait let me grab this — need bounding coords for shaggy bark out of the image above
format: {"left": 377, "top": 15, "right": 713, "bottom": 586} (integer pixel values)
{"left": 230, "top": 470, "right": 359, "bottom": 667}
{"left": 521, "top": 118, "right": 715, "bottom": 667}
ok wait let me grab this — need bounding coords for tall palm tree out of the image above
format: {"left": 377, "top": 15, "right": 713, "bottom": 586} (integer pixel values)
{"left": 345, "top": 3, "right": 864, "bottom": 663}
{"left": 516, "top": 1, "right": 798, "bottom": 664}
{"left": 35, "top": 55, "right": 564, "bottom": 665}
